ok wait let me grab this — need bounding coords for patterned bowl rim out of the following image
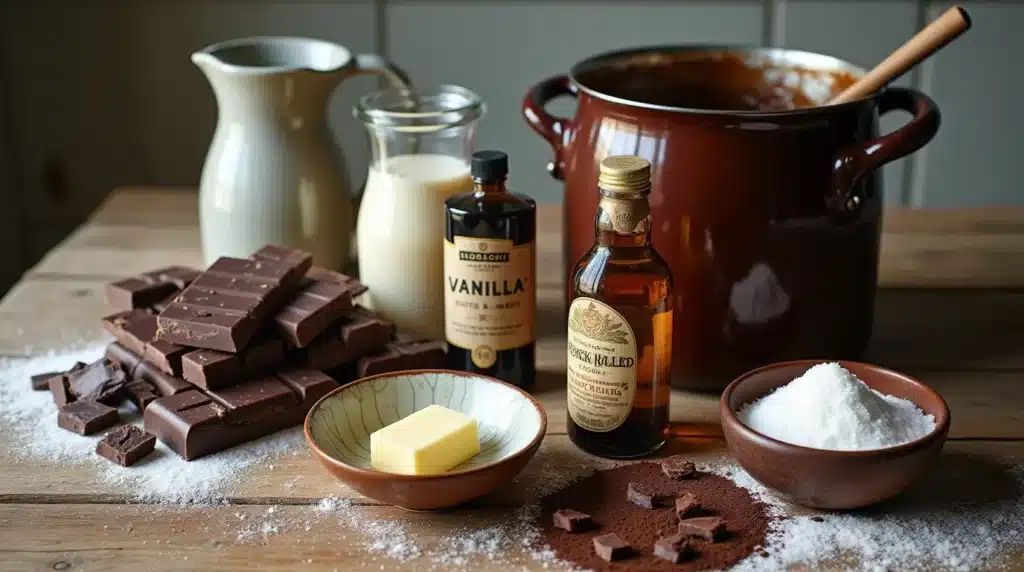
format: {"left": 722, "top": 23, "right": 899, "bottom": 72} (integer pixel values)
{"left": 303, "top": 368, "right": 548, "bottom": 481}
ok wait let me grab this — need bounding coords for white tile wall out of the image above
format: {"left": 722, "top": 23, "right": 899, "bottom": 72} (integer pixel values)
{"left": 0, "top": 0, "right": 1021, "bottom": 288}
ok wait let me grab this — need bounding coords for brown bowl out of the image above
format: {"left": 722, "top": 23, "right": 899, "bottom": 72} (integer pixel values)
{"left": 304, "top": 369, "right": 547, "bottom": 510}
{"left": 720, "top": 360, "right": 950, "bottom": 510}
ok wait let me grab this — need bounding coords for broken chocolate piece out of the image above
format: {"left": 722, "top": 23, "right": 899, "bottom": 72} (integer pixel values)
{"left": 626, "top": 481, "right": 671, "bottom": 509}
{"left": 653, "top": 533, "right": 694, "bottom": 563}
{"left": 124, "top": 380, "right": 161, "bottom": 412}
{"left": 675, "top": 492, "right": 700, "bottom": 519}
{"left": 31, "top": 371, "right": 61, "bottom": 391}
{"left": 105, "top": 266, "right": 199, "bottom": 311}
{"left": 49, "top": 375, "right": 74, "bottom": 407}
{"left": 96, "top": 425, "right": 156, "bottom": 466}
{"left": 678, "top": 516, "right": 726, "bottom": 542}
{"left": 66, "top": 358, "right": 127, "bottom": 404}
{"left": 181, "top": 337, "right": 285, "bottom": 390}
{"left": 31, "top": 362, "right": 86, "bottom": 391}
{"left": 357, "top": 339, "right": 446, "bottom": 378}
{"left": 301, "top": 306, "right": 395, "bottom": 371}
{"left": 662, "top": 456, "right": 698, "bottom": 480}
{"left": 592, "top": 532, "right": 631, "bottom": 562}
{"left": 552, "top": 509, "right": 593, "bottom": 532}
{"left": 810, "top": 516, "right": 825, "bottom": 523}
{"left": 57, "top": 401, "right": 119, "bottom": 435}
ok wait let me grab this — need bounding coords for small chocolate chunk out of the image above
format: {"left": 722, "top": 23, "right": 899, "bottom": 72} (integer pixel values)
{"left": 626, "top": 481, "right": 671, "bottom": 509}
{"left": 654, "top": 533, "right": 694, "bottom": 563}
{"left": 96, "top": 425, "right": 156, "bottom": 466}
{"left": 34, "top": 362, "right": 86, "bottom": 391}
{"left": 592, "top": 532, "right": 631, "bottom": 562}
{"left": 31, "top": 371, "right": 61, "bottom": 391}
{"left": 662, "top": 456, "right": 698, "bottom": 480}
{"left": 57, "top": 401, "right": 119, "bottom": 435}
{"left": 810, "top": 516, "right": 825, "bottom": 523}
{"left": 49, "top": 376, "right": 74, "bottom": 407}
{"left": 678, "top": 516, "right": 726, "bottom": 542}
{"left": 124, "top": 381, "right": 161, "bottom": 412}
{"left": 552, "top": 509, "right": 593, "bottom": 532}
{"left": 675, "top": 492, "right": 700, "bottom": 519}
{"left": 66, "top": 358, "right": 127, "bottom": 404}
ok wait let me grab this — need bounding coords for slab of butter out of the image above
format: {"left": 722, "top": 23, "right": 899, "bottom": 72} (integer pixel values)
{"left": 370, "top": 404, "right": 481, "bottom": 475}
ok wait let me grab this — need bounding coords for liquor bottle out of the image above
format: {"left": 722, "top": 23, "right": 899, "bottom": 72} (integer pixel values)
{"left": 443, "top": 150, "right": 537, "bottom": 388}
{"left": 567, "top": 155, "right": 673, "bottom": 458}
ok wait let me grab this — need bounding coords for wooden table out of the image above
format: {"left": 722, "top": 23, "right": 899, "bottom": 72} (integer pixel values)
{"left": 2, "top": 188, "right": 1023, "bottom": 571}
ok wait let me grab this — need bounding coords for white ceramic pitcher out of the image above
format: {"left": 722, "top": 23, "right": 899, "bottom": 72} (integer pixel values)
{"left": 192, "top": 37, "right": 408, "bottom": 268}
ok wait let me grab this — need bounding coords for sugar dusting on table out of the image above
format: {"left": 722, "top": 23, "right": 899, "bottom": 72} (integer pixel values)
{"left": 3, "top": 346, "right": 1024, "bottom": 570}
{"left": 0, "top": 344, "right": 305, "bottom": 504}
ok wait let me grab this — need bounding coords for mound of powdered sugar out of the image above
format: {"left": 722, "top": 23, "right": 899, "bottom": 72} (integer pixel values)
{"left": 0, "top": 344, "right": 306, "bottom": 504}
{"left": 737, "top": 362, "right": 936, "bottom": 450}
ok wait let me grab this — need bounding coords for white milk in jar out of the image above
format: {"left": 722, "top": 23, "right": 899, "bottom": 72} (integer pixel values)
{"left": 356, "top": 153, "right": 472, "bottom": 339}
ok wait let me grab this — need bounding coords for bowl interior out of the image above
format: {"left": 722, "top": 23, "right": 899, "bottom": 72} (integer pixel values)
{"left": 307, "top": 371, "right": 544, "bottom": 472}
{"left": 727, "top": 360, "right": 950, "bottom": 428}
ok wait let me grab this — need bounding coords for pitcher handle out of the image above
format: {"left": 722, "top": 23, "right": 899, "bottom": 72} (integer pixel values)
{"left": 828, "top": 87, "right": 940, "bottom": 218}
{"left": 522, "top": 75, "right": 578, "bottom": 180}
{"left": 351, "top": 53, "right": 411, "bottom": 89}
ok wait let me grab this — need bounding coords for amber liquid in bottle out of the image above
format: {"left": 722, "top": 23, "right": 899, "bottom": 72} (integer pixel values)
{"left": 567, "top": 156, "right": 673, "bottom": 458}
{"left": 444, "top": 150, "right": 537, "bottom": 388}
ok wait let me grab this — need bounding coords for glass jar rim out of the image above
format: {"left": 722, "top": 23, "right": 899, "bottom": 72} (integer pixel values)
{"left": 355, "top": 84, "right": 485, "bottom": 133}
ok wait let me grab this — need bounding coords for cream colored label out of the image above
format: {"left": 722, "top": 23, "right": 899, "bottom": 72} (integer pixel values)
{"left": 599, "top": 197, "right": 650, "bottom": 233}
{"left": 444, "top": 236, "right": 535, "bottom": 366}
{"left": 567, "top": 298, "right": 637, "bottom": 432}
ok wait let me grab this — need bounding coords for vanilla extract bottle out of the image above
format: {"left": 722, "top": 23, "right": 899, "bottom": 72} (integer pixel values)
{"left": 444, "top": 150, "right": 536, "bottom": 388}
{"left": 567, "top": 155, "right": 673, "bottom": 458}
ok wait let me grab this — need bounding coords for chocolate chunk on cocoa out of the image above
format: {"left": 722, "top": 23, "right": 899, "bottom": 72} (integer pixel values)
{"left": 627, "top": 481, "right": 671, "bottom": 508}
{"left": 654, "top": 533, "right": 694, "bottom": 563}
{"left": 675, "top": 491, "right": 700, "bottom": 519}
{"left": 678, "top": 516, "right": 726, "bottom": 542}
{"left": 66, "top": 358, "right": 128, "bottom": 404}
{"left": 96, "top": 425, "right": 156, "bottom": 466}
{"left": 57, "top": 401, "right": 119, "bottom": 435}
{"left": 592, "top": 532, "right": 631, "bottom": 562}
{"left": 662, "top": 456, "right": 698, "bottom": 480}
{"left": 553, "top": 509, "right": 593, "bottom": 532}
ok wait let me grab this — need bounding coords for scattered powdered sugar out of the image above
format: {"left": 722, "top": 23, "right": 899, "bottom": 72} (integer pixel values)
{"left": 705, "top": 456, "right": 1024, "bottom": 572}
{"left": 0, "top": 344, "right": 307, "bottom": 504}
{"left": 737, "top": 362, "right": 936, "bottom": 450}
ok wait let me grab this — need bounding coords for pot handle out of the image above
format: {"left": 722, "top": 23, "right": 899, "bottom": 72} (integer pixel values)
{"left": 828, "top": 87, "right": 941, "bottom": 218}
{"left": 522, "top": 75, "right": 578, "bottom": 180}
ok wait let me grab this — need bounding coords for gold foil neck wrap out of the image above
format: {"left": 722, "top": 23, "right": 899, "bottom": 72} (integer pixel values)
{"left": 598, "top": 155, "right": 652, "bottom": 195}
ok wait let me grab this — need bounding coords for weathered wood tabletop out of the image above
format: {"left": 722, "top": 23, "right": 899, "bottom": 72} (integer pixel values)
{"left": 2, "top": 188, "right": 1023, "bottom": 571}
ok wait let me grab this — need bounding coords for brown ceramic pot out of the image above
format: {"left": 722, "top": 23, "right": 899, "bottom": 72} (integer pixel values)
{"left": 720, "top": 360, "right": 950, "bottom": 510}
{"left": 523, "top": 46, "right": 941, "bottom": 391}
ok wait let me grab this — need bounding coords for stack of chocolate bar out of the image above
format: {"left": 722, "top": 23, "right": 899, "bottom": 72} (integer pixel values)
{"left": 34, "top": 244, "right": 446, "bottom": 463}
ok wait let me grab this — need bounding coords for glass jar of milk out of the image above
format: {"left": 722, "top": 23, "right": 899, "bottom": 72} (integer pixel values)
{"left": 355, "top": 85, "right": 484, "bottom": 340}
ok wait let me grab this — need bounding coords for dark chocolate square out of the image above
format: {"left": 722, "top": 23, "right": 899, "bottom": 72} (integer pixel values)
{"left": 626, "top": 481, "right": 672, "bottom": 509}
{"left": 675, "top": 492, "right": 700, "bottom": 519}
{"left": 57, "top": 401, "right": 119, "bottom": 435}
{"left": 662, "top": 456, "right": 698, "bottom": 480}
{"left": 96, "top": 425, "right": 156, "bottom": 466}
{"left": 653, "top": 533, "right": 693, "bottom": 563}
{"left": 66, "top": 358, "right": 127, "bottom": 403}
{"left": 592, "top": 532, "right": 631, "bottom": 562}
{"left": 678, "top": 516, "right": 726, "bottom": 542}
{"left": 552, "top": 509, "right": 593, "bottom": 532}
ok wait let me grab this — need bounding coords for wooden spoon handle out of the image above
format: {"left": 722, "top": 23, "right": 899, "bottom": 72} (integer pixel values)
{"left": 831, "top": 6, "right": 971, "bottom": 104}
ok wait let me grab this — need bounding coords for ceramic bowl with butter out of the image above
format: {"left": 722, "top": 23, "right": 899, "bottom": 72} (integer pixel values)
{"left": 720, "top": 360, "right": 950, "bottom": 510}
{"left": 304, "top": 369, "right": 547, "bottom": 510}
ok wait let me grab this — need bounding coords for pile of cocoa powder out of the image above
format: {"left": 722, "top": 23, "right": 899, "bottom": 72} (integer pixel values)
{"left": 540, "top": 461, "right": 770, "bottom": 570}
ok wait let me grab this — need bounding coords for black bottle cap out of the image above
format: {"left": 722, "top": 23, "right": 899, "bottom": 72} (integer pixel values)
{"left": 471, "top": 150, "right": 509, "bottom": 182}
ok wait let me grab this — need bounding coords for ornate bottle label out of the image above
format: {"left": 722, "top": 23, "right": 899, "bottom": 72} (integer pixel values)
{"left": 599, "top": 196, "right": 651, "bottom": 234}
{"left": 566, "top": 298, "right": 637, "bottom": 432}
{"left": 444, "top": 236, "right": 535, "bottom": 367}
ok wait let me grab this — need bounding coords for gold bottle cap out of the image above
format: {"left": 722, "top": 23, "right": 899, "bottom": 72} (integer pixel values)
{"left": 598, "top": 155, "right": 652, "bottom": 195}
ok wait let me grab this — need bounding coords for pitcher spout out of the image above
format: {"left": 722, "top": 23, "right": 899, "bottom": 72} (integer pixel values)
{"left": 191, "top": 36, "right": 353, "bottom": 78}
